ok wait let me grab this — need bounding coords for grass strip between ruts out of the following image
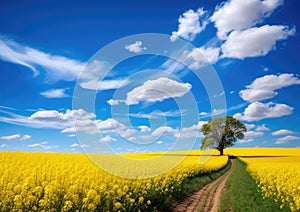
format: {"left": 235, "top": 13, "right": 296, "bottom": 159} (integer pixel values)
{"left": 219, "top": 158, "right": 291, "bottom": 212}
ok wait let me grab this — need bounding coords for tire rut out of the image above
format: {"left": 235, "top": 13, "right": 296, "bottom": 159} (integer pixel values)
{"left": 172, "top": 159, "right": 234, "bottom": 212}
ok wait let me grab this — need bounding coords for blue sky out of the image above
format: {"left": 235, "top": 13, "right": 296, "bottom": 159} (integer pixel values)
{"left": 0, "top": 0, "right": 299, "bottom": 153}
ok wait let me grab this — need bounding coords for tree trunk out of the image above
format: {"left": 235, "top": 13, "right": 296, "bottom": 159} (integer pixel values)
{"left": 219, "top": 148, "right": 224, "bottom": 156}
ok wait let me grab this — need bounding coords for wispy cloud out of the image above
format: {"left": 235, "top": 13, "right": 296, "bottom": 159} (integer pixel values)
{"left": 27, "top": 141, "right": 58, "bottom": 150}
{"left": 238, "top": 138, "right": 254, "bottom": 144}
{"left": 0, "top": 105, "right": 18, "bottom": 111}
{"left": 79, "top": 78, "right": 129, "bottom": 90}
{"left": 199, "top": 103, "right": 247, "bottom": 118}
{"left": 244, "top": 131, "right": 264, "bottom": 138}
{"left": 40, "top": 88, "right": 69, "bottom": 98}
{"left": 160, "top": 59, "right": 186, "bottom": 75}
{"left": 70, "top": 143, "right": 88, "bottom": 148}
{"left": 0, "top": 36, "right": 126, "bottom": 91}
{"left": 0, "top": 36, "right": 85, "bottom": 81}
{"left": 275, "top": 135, "right": 300, "bottom": 144}
{"left": 129, "top": 110, "right": 185, "bottom": 119}
{"left": 1, "top": 133, "right": 21, "bottom": 141}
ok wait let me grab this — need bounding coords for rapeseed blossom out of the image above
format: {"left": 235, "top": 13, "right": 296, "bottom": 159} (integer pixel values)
{"left": 240, "top": 156, "right": 300, "bottom": 212}
{"left": 0, "top": 151, "right": 227, "bottom": 211}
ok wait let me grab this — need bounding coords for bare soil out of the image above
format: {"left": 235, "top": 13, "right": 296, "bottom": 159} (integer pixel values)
{"left": 172, "top": 159, "right": 234, "bottom": 212}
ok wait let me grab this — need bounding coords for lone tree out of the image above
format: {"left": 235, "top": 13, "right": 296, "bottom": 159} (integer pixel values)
{"left": 201, "top": 115, "right": 246, "bottom": 156}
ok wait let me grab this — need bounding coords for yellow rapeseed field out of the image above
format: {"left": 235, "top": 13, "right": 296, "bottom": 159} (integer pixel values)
{"left": 0, "top": 151, "right": 227, "bottom": 211}
{"left": 227, "top": 148, "right": 300, "bottom": 212}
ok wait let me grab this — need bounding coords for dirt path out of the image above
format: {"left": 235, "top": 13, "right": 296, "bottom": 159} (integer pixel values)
{"left": 172, "top": 159, "right": 235, "bottom": 212}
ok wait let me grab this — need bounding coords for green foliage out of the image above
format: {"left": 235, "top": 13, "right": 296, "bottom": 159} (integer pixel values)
{"left": 219, "top": 159, "right": 291, "bottom": 212}
{"left": 201, "top": 116, "right": 246, "bottom": 155}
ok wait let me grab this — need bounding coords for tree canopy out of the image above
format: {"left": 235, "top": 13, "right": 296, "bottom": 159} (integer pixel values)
{"left": 201, "top": 116, "right": 246, "bottom": 155}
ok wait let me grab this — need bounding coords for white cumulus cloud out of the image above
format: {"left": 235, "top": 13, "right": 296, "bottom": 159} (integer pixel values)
{"left": 175, "top": 121, "right": 206, "bottom": 139}
{"left": 272, "top": 129, "right": 296, "bottom": 136}
{"left": 125, "top": 41, "right": 147, "bottom": 53}
{"left": 126, "top": 77, "right": 191, "bottom": 105}
{"left": 184, "top": 47, "right": 220, "bottom": 69}
{"left": 1, "top": 133, "right": 31, "bottom": 141}
{"left": 151, "top": 126, "right": 178, "bottom": 137}
{"left": 106, "top": 99, "right": 125, "bottom": 106}
{"left": 97, "top": 119, "right": 137, "bottom": 139}
{"left": 138, "top": 126, "right": 151, "bottom": 133}
{"left": 245, "top": 124, "right": 256, "bottom": 130}
{"left": 221, "top": 25, "right": 295, "bottom": 59}
{"left": 0, "top": 107, "right": 138, "bottom": 138}
{"left": 171, "top": 8, "right": 207, "bottom": 41}
{"left": 0, "top": 108, "right": 98, "bottom": 134}
{"left": 239, "top": 73, "right": 300, "bottom": 102}
{"left": 1, "top": 144, "right": 8, "bottom": 148}
{"left": 22, "top": 134, "right": 31, "bottom": 141}
{"left": 29, "top": 109, "right": 96, "bottom": 130}
{"left": 70, "top": 143, "right": 79, "bottom": 148}
{"left": 234, "top": 102, "right": 293, "bottom": 121}
{"left": 211, "top": 0, "right": 284, "bottom": 39}
{"left": 99, "top": 135, "right": 117, "bottom": 143}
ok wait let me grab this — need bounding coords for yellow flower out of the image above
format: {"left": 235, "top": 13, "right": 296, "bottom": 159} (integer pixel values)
{"left": 14, "top": 194, "right": 22, "bottom": 206}
{"left": 138, "top": 197, "right": 144, "bottom": 204}
{"left": 0, "top": 151, "right": 230, "bottom": 211}
{"left": 114, "top": 202, "right": 122, "bottom": 210}
{"left": 39, "top": 199, "right": 46, "bottom": 207}
{"left": 63, "top": 200, "right": 73, "bottom": 211}
{"left": 88, "top": 203, "right": 96, "bottom": 211}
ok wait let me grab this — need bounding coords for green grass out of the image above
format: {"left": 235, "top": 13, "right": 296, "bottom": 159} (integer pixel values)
{"left": 219, "top": 159, "right": 291, "bottom": 212}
